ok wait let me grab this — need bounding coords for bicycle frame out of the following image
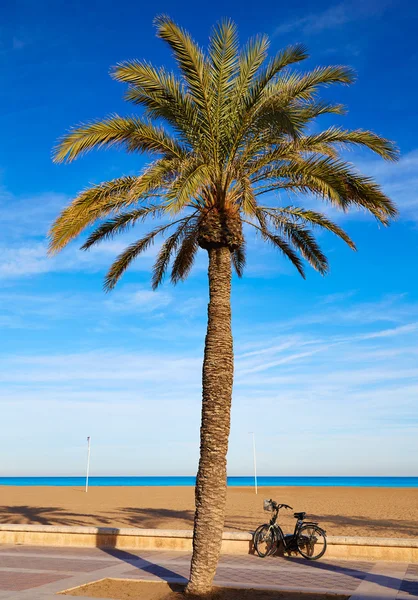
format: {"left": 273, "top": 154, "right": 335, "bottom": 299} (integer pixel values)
{"left": 255, "top": 500, "right": 327, "bottom": 560}
{"left": 267, "top": 509, "right": 319, "bottom": 552}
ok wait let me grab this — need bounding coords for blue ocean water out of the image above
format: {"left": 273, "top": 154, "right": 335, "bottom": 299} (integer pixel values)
{"left": 0, "top": 476, "right": 417, "bottom": 487}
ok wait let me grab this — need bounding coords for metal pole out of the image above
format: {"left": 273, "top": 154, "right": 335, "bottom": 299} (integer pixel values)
{"left": 85, "top": 436, "right": 91, "bottom": 493}
{"left": 249, "top": 432, "right": 258, "bottom": 494}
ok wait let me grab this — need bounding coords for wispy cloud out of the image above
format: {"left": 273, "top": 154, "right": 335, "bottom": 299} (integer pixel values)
{"left": 105, "top": 287, "right": 172, "bottom": 314}
{"left": 361, "top": 149, "right": 418, "bottom": 223}
{"left": 283, "top": 147, "right": 418, "bottom": 227}
{"left": 0, "top": 239, "right": 160, "bottom": 279}
{"left": 320, "top": 290, "right": 358, "bottom": 304}
{"left": 1, "top": 290, "right": 417, "bottom": 476}
{"left": 0, "top": 185, "right": 164, "bottom": 280}
{"left": 12, "top": 37, "right": 26, "bottom": 50}
{"left": 0, "top": 189, "right": 67, "bottom": 240}
{"left": 262, "top": 294, "right": 418, "bottom": 333}
{"left": 275, "top": 0, "right": 391, "bottom": 35}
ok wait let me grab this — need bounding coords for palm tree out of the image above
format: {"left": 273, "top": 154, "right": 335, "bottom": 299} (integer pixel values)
{"left": 49, "top": 17, "right": 398, "bottom": 595}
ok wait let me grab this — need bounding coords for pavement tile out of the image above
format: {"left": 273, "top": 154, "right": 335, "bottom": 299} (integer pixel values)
{"left": 0, "top": 571, "right": 70, "bottom": 591}
{"left": 0, "top": 546, "right": 105, "bottom": 557}
{"left": 407, "top": 565, "right": 418, "bottom": 578}
{"left": 0, "top": 544, "right": 415, "bottom": 600}
{"left": 0, "top": 555, "right": 115, "bottom": 572}
{"left": 399, "top": 579, "right": 418, "bottom": 597}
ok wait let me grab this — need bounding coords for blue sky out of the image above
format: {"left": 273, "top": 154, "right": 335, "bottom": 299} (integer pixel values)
{"left": 1, "top": 0, "right": 417, "bottom": 477}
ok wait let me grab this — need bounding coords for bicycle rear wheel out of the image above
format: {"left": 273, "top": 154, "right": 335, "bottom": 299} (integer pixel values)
{"left": 253, "top": 524, "right": 276, "bottom": 557}
{"left": 296, "top": 525, "right": 327, "bottom": 560}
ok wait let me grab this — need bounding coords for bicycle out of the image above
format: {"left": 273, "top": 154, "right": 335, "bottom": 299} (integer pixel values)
{"left": 253, "top": 499, "right": 327, "bottom": 560}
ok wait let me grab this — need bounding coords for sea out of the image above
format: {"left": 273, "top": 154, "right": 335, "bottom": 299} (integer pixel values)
{"left": 0, "top": 476, "right": 417, "bottom": 487}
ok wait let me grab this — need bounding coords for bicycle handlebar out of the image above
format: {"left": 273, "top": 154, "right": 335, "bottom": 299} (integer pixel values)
{"left": 269, "top": 499, "right": 293, "bottom": 511}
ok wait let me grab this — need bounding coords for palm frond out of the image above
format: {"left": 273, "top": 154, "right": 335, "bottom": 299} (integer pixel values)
{"left": 294, "top": 100, "right": 347, "bottom": 122}
{"left": 299, "top": 127, "right": 399, "bottom": 161}
{"left": 253, "top": 156, "right": 398, "bottom": 224}
{"left": 229, "top": 34, "right": 270, "bottom": 111}
{"left": 209, "top": 19, "right": 239, "bottom": 128}
{"left": 152, "top": 217, "right": 197, "bottom": 288}
{"left": 244, "top": 44, "right": 309, "bottom": 110}
{"left": 104, "top": 220, "right": 187, "bottom": 291}
{"left": 111, "top": 61, "right": 200, "bottom": 146}
{"left": 154, "top": 15, "right": 215, "bottom": 157}
{"left": 238, "top": 176, "right": 257, "bottom": 215}
{"left": 226, "top": 44, "right": 309, "bottom": 160}
{"left": 274, "top": 65, "right": 356, "bottom": 104}
{"left": 165, "top": 162, "right": 211, "bottom": 213}
{"left": 48, "top": 176, "right": 145, "bottom": 253}
{"left": 232, "top": 243, "right": 246, "bottom": 276}
{"left": 264, "top": 206, "right": 356, "bottom": 250}
{"left": 81, "top": 205, "right": 165, "bottom": 250}
{"left": 104, "top": 228, "right": 163, "bottom": 291}
{"left": 260, "top": 211, "right": 329, "bottom": 274}
{"left": 171, "top": 224, "right": 199, "bottom": 283}
{"left": 245, "top": 220, "right": 305, "bottom": 278}
{"left": 53, "top": 115, "right": 188, "bottom": 163}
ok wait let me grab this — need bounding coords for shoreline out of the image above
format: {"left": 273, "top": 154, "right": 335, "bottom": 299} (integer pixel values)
{"left": 1, "top": 475, "right": 417, "bottom": 488}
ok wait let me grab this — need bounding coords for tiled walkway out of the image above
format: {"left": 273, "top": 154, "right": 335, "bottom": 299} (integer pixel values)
{"left": 0, "top": 545, "right": 417, "bottom": 599}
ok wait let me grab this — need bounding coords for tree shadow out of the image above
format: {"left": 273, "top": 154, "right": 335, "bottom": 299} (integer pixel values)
{"left": 224, "top": 515, "right": 262, "bottom": 531}
{"left": 284, "top": 555, "right": 404, "bottom": 593}
{"left": 114, "top": 507, "right": 195, "bottom": 529}
{"left": 227, "top": 512, "right": 418, "bottom": 537}
{"left": 99, "top": 545, "right": 188, "bottom": 586}
{"left": 0, "top": 505, "right": 111, "bottom": 526}
{"left": 308, "top": 513, "right": 418, "bottom": 537}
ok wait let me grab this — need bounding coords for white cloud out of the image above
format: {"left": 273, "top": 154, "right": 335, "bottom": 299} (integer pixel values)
{"left": 307, "top": 149, "right": 418, "bottom": 225}
{"left": 276, "top": 4, "right": 349, "bottom": 35}
{"left": 0, "top": 190, "right": 68, "bottom": 239}
{"left": 358, "top": 322, "right": 418, "bottom": 340}
{"left": 1, "top": 290, "right": 417, "bottom": 475}
{"left": 275, "top": 0, "right": 391, "bottom": 35}
{"left": 105, "top": 288, "right": 172, "bottom": 313}
{"left": 258, "top": 294, "right": 418, "bottom": 334}
{"left": 320, "top": 290, "right": 358, "bottom": 304}
{"left": 0, "top": 185, "right": 164, "bottom": 280}
{"left": 0, "top": 238, "right": 160, "bottom": 279}
{"left": 0, "top": 243, "right": 50, "bottom": 277}
{"left": 0, "top": 351, "right": 202, "bottom": 397}
{"left": 360, "top": 149, "right": 418, "bottom": 223}
{"left": 12, "top": 37, "right": 26, "bottom": 50}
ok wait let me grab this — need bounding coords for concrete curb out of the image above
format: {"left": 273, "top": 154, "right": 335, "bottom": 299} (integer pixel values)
{"left": 0, "top": 524, "right": 249, "bottom": 540}
{"left": 0, "top": 524, "right": 417, "bottom": 561}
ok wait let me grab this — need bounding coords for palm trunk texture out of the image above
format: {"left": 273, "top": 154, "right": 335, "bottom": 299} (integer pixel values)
{"left": 186, "top": 246, "right": 234, "bottom": 595}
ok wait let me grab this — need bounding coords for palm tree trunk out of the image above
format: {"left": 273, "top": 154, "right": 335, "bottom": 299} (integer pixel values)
{"left": 186, "top": 246, "right": 233, "bottom": 595}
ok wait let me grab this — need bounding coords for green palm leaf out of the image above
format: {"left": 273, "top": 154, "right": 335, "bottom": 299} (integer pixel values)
{"left": 81, "top": 205, "right": 165, "bottom": 250}
{"left": 171, "top": 224, "right": 200, "bottom": 283}
{"left": 50, "top": 16, "right": 397, "bottom": 285}
{"left": 232, "top": 244, "right": 246, "bottom": 277}
{"left": 246, "top": 220, "right": 306, "bottom": 278}
{"left": 53, "top": 115, "right": 188, "bottom": 164}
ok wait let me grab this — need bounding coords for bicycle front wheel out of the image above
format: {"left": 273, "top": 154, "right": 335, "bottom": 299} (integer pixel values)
{"left": 296, "top": 525, "right": 327, "bottom": 560}
{"left": 253, "top": 524, "right": 276, "bottom": 558}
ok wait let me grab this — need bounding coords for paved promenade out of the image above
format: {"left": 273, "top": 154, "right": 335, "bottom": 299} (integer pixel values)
{"left": 0, "top": 545, "right": 417, "bottom": 599}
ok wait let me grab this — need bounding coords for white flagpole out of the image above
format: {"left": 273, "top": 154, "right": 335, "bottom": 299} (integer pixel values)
{"left": 249, "top": 432, "right": 258, "bottom": 494}
{"left": 85, "top": 436, "right": 91, "bottom": 493}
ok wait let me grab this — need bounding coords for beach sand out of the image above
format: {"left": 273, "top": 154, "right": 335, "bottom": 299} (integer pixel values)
{"left": 0, "top": 486, "right": 417, "bottom": 538}
{"left": 63, "top": 579, "right": 348, "bottom": 599}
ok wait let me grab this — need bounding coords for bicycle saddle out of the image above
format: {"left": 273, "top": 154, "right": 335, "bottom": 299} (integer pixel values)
{"left": 294, "top": 512, "right": 306, "bottom": 520}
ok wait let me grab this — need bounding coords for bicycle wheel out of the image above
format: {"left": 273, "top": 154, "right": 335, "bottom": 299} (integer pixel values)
{"left": 296, "top": 525, "right": 327, "bottom": 560}
{"left": 253, "top": 524, "right": 276, "bottom": 557}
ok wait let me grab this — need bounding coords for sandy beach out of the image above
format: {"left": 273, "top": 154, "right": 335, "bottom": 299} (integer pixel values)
{"left": 0, "top": 485, "right": 417, "bottom": 538}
